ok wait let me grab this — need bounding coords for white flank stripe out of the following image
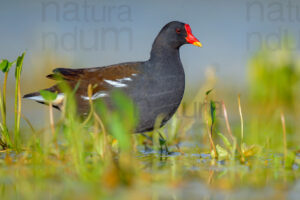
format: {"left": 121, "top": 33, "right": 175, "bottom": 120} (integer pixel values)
{"left": 117, "top": 77, "right": 132, "bottom": 82}
{"left": 81, "top": 92, "right": 108, "bottom": 100}
{"left": 104, "top": 79, "right": 127, "bottom": 87}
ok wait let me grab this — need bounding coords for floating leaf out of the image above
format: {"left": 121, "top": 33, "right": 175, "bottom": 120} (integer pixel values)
{"left": 241, "top": 143, "right": 260, "bottom": 157}
{"left": 40, "top": 90, "right": 58, "bottom": 102}
{"left": 216, "top": 144, "right": 229, "bottom": 160}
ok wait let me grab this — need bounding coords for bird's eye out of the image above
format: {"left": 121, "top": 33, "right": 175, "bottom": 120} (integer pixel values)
{"left": 175, "top": 28, "right": 181, "bottom": 34}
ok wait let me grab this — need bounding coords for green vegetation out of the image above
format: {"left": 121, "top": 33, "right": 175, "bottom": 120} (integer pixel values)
{"left": 0, "top": 53, "right": 25, "bottom": 149}
{"left": 0, "top": 50, "right": 299, "bottom": 199}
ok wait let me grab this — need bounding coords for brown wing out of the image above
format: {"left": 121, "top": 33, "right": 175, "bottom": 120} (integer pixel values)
{"left": 47, "top": 62, "right": 140, "bottom": 80}
{"left": 46, "top": 62, "right": 141, "bottom": 113}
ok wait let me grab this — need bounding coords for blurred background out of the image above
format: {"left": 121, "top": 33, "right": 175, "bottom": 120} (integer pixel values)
{"left": 1, "top": 0, "right": 300, "bottom": 140}
{"left": 2, "top": 1, "right": 300, "bottom": 199}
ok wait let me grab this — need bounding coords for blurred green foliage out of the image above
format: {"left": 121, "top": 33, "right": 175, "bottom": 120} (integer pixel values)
{"left": 249, "top": 50, "right": 300, "bottom": 110}
{"left": 247, "top": 49, "right": 300, "bottom": 150}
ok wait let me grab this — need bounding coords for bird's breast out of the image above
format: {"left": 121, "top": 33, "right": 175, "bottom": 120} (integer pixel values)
{"left": 129, "top": 62, "right": 185, "bottom": 132}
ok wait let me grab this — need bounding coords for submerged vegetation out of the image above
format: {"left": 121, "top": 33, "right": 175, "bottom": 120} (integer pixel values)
{"left": 0, "top": 50, "right": 300, "bottom": 199}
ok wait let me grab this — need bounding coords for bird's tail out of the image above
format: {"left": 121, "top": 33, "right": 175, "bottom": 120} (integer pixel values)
{"left": 23, "top": 88, "right": 64, "bottom": 110}
{"left": 23, "top": 91, "right": 41, "bottom": 100}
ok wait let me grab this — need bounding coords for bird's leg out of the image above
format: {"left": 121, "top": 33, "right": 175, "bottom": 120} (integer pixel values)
{"left": 141, "top": 133, "right": 153, "bottom": 152}
{"left": 158, "top": 131, "right": 169, "bottom": 155}
{"left": 141, "top": 132, "right": 153, "bottom": 141}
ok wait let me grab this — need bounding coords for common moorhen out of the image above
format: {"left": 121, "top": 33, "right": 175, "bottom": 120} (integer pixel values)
{"left": 24, "top": 21, "right": 202, "bottom": 133}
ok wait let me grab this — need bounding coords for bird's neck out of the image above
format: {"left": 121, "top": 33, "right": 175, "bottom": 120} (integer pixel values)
{"left": 149, "top": 39, "right": 180, "bottom": 62}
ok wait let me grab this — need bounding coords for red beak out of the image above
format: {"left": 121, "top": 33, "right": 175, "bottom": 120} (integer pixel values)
{"left": 185, "top": 24, "right": 202, "bottom": 47}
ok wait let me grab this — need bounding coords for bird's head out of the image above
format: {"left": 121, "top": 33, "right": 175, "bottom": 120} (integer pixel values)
{"left": 155, "top": 21, "right": 202, "bottom": 49}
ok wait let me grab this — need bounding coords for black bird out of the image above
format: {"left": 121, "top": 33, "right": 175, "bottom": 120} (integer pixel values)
{"left": 24, "top": 21, "right": 202, "bottom": 133}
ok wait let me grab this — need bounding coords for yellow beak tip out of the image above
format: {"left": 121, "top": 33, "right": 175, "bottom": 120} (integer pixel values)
{"left": 193, "top": 42, "right": 202, "bottom": 47}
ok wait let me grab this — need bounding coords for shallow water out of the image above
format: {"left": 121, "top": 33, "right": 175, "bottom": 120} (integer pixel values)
{"left": 0, "top": 136, "right": 299, "bottom": 200}
{"left": 132, "top": 143, "right": 300, "bottom": 200}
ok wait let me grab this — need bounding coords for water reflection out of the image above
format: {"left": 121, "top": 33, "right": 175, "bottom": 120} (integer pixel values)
{"left": 134, "top": 142, "right": 300, "bottom": 200}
